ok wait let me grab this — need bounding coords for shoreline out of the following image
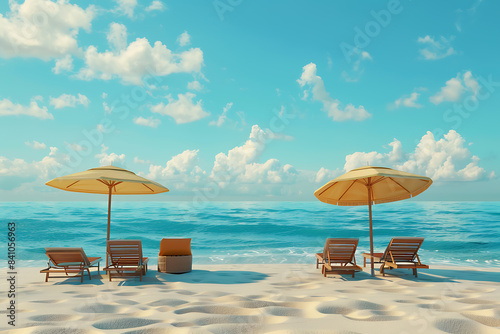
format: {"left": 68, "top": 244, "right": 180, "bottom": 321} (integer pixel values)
{"left": 2, "top": 264, "right": 500, "bottom": 333}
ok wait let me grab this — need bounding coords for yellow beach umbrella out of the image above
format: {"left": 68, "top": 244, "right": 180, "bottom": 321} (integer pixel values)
{"left": 46, "top": 165, "right": 169, "bottom": 242}
{"left": 314, "top": 166, "right": 432, "bottom": 276}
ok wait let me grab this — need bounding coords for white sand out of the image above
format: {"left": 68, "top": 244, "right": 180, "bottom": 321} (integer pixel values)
{"left": 1, "top": 264, "right": 500, "bottom": 334}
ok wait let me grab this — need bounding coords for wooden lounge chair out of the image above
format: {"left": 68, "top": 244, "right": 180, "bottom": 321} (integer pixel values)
{"left": 362, "top": 237, "right": 429, "bottom": 277}
{"left": 317, "top": 238, "right": 362, "bottom": 278}
{"left": 104, "top": 240, "right": 149, "bottom": 281}
{"left": 40, "top": 247, "right": 101, "bottom": 283}
{"left": 158, "top": 238, "right": 192, "bottom": 274}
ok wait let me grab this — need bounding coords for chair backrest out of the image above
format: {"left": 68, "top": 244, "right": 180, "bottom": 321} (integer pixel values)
{"left": 107, "top": 240, "right": 143, "bottom": 265}
{"left": 159, "top": 238, "right": 192, "bottom": 256}
{"left": 323, "top": 238, "right": 358, "bottom": 264}
{"left": 382, "top": 237, "right": 424, "bottom": 262}
{"left": 45, "top": 247, "right": 90, "bottom": 266}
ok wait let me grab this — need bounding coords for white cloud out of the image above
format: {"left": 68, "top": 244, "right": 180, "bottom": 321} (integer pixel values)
{"left": 187, "top": 80, "right": 202, "bottom": 91}
{"left": 64, "top": 142, "right": 85, "bottom": 152}
{"left": 315, "top": 167, "right": 341, "bottom": 184}
{"left": 298, "top": 62, "right": 371, "bottom": 121}
{"left": 95, "top": 144, "right": 125, "bottom": 166}
{"left": 25, "top": 140, "right": 47, "bottom": 150}
{"left": 0, "top": 0, "right": 95, "bottom": 60}
{"left": 146, "top": 1, "right": 166, "bottom": 12}
{"left": 0, "top": 146, "right": 68, "bottom": 183}
{"left": 144, "top": 150, "right": 206, "bottom": 190}
{"left": 209, "top": 102, "right": 232, "bottom": 127}
{"left": 134, "top": 157, "right": 151, "bottom": 164}
{"left": 344, "top": 130, "right": 488, "bottom": 181}
{"left": 0, "top": 98, "right": 52, "bottom": 119}
{"left": 49, "top": 93, "right": 90, "bottom": 109}
{"left": 342, "top": 49, "right": 372, "bottom": 82}
{"left": 114, "top": 0, "right": 137, "bottom": 18}
{"left": 133, "top": 116, "right": 161, "bottom": 128}
{"left": 418, "top": 35, "right": 456, "bottom": 60}
{"left": 52, "top": 54, "right": 73, "bottom": 74}
{"left": 210, "top": 125, "right": 297, "bottom": 187}
{"left": 430, "top": 71, "right": 479, "bottom": 104}
{"left": 177, "top": 31, "right": 191, "bottom": 47}
{"left": 78, "top": 38, "right": 204, "bottom": 85}
{"left": 393, "top": 92, "right": 422, "bottom": 108}
{"left": 151, "top": 92, "right": 209, "bottom": 124}
{"left": 107, "top": 22, "right": 127, "bottom": 51}
{"left": 103, "top": 102, "right": 113, "bottom": 114}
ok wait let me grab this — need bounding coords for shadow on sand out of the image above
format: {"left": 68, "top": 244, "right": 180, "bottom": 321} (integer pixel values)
{"left": 52, "top": 269, "right": 269, "bottom": 286}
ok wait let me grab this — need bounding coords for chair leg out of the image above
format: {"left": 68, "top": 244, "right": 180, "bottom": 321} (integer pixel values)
{"left": 45, "top": 272, "right": 49, "bottom": 282}
{"left": 352, "top": 271, "right": 355, "bottom": 278}
{"left": 87, "top": 269, "right": 92, "bottom": 280}
{"left": 380, "top": 264, "right": 385, "bottom": 277}
{"left": 413, "top": 268, "right": 417, "bottom": 277}
{"left": 363, "top": 257, "right": 366, "bottom": 267}
{"left": 316, "top": 259, "right": 319, "bottom": 269}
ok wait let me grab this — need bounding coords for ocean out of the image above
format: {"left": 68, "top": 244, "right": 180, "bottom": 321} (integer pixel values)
{"left": 1, "top": 201, "right": 499, "bottom": 268}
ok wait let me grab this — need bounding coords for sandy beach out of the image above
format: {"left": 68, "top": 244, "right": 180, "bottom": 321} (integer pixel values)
{"left": 2, "top": 264, "right": 500, "bottom": 334}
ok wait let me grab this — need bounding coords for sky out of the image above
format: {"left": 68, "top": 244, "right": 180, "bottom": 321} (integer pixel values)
{"left": 0, "top": 0, "right": 499, "bottom": 202}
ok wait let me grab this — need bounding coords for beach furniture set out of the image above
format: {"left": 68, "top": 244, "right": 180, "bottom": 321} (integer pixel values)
{"left": 40, "top": 238, "right": 192, "bottom": 282}
{"left": 316, "top": 237, "right": 429, "bottom": 278}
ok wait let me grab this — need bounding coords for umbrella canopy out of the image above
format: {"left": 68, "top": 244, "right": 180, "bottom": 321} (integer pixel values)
{"left": 45, "top": 165, "right": 169, "bottom": 195}
{"left": 46, "top": 165, "right": 169, "bottom": 241}
{"left": 314, "top": 166, "right": 432, "bottom": 276}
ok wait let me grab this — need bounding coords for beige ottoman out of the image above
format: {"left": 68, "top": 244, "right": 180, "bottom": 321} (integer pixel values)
{"left": 158, "top": 255, "right": 192, "bottom": 274}
{"left": 157, "top": 238, "right": 192, "bottom": 274}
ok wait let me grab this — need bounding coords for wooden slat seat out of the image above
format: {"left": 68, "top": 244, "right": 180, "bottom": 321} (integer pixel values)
{"left": 316, "top": 238, "right": 362, "bottom": 278}
{"left": 362, "top": 237, "right": 429, "bottom": 277}
{"left": 104, "top": 240, "right": 149, "bottom": 281}
{"left": 40, "top": 248, "right": 101, "bottom": 283}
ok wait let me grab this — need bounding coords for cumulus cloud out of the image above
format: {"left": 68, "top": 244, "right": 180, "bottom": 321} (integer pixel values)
{"left": 0, "top": 146, "right": 68, "bottom": 185}
{"left": 210, "top": 125, "right": 297, "bottom": 186}
{"left": 0, "top": 0, "right": 94, "bottom": 60}
{"left": 52, "top": 54, "right": 73, "bottom": 74}
{"left": 49, "top": 93, "right": 90, "bottom": 109}
{"left": 0, "top": 97, "right": 52, "bottom": 119}
{"left": 107, "top": 22, "right": 127, "bottom": 51}
{"left": 95, "top": 144, "right": 125, "bottom": 166}
{"left": 209, "top": 102, "right": 232, "bottom": 127}
{"left": 77, "top": 38, "right": 204, "bottom": 85}
{"left": 151, "top": 92, "right": 209, "bottom": 124}
{"left": 393, "top": 92, "right": 422, "bottom": 108}
{"left": 133, "top": 116, "right": 161, "bottom": 128}
{"left": 430, "top": 71, "right": 479, "bottom": 104}
{"left": 146, "top": 1, "right": 166, "bottom": 12}
{"left": 64, "top": 142, "right": 85, "bottom": 152}
{"left": 315, "top": 167, "right": 341, "bottom": 184}
{"left": 418, "top": 35, "right": 456, "bottom": 60}
{"left": 177, "top": 31, "right": 191, "bottom": 47}
{"left": 187, "top": 80, "right": 202, "bottom": 91}
{"left": 342, "top": 50, "right": 372, "bottom": 82}
{"left": 114, "top": 0, "right": 137, "bottom": 18}
{"left": 146, "top": 150, "right": 205, "bottom": 189}
{"left": 134, "top": 157, "right": 151, "bottom": 164}
{"left": 344, "top": 130, "right": 488, "bottom": 181}
{"left": 25, "top": 140, "right": 47, "bottom": 150}
{"left": 298, "top": 63, "right": 371, "bottom": 121}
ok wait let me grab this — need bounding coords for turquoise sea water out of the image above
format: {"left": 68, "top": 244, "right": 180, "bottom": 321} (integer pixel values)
{"left": 1, "top": 201, "right": 499, "bottom": 267}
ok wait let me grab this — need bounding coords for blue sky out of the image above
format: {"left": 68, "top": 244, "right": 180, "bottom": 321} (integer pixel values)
{"left": 0, "top": 0, "right": 498, "bottom": 201}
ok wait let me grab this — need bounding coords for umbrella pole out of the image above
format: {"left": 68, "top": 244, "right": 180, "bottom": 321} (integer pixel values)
{"left": 368, "top": 184, "right": 374, "bottom": 277}
{"left": 106, "top": 185, "right": 112, "bottom": 267}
